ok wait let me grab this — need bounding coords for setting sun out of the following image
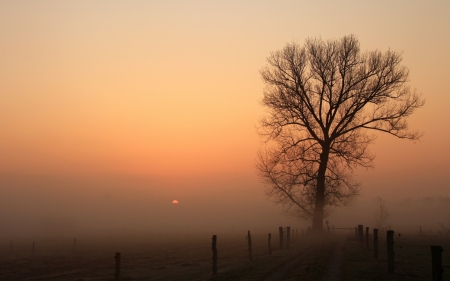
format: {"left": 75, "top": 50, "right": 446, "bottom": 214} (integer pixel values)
{"left": 172, "top": 200, "right": 179, "bottom": 204}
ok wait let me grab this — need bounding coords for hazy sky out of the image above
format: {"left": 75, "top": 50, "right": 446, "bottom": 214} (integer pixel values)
{"left": 1, "top": 1, "right": 449, "bottom": 236}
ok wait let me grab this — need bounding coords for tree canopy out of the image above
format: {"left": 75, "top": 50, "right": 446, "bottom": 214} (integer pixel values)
{"left": 257, "top": 35, "right": 424, "bottom": 231}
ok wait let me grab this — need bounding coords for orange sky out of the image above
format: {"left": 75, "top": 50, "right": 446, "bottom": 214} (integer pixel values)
{"left": 1, "top": 1, "right": 449, "bottom": 236}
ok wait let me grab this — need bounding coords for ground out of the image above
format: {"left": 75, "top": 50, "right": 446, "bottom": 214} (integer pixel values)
{"left": 1, "top": 232, "right": 448, "bottom": 280}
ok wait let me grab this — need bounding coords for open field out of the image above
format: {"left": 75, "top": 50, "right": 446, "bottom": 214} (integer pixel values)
{"left": 0, "top": 232, "right": 448, "bottom": 280}
{"left": 343, "top": 233, "right": 450, "bottom": 281}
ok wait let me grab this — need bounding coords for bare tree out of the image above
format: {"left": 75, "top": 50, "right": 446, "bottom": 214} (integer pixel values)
{"left": 373, "top": 197, "right": 391, "bottom": 232}
{"left": 257, "top": 35, "right": 424, "bottom": 232}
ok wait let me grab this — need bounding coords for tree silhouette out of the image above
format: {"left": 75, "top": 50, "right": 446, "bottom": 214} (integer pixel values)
{"left": 257, "top": 35, "right": 424, "bottom": 232}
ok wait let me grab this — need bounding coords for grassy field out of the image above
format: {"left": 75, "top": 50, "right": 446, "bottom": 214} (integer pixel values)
{"left": 343, "top": 234, "right": 450, "bottom": 281}
{"left": 0, "top": 232, "right": 448, "bottom": 280}
{"left": 0, "top": 233, "right": 337, "bottom": 281}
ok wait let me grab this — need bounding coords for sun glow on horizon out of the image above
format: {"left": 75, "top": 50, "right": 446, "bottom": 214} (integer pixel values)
{"left": 0, "top": 1, "right": 449, "bottom": 199}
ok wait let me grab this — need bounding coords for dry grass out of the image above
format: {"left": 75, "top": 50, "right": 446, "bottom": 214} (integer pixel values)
{"left": 0, "top": 233, "right": 337, "bottom": 281}
{"left": 2, "top": 233, "right": 448, "bottom": 280}
{"left": 343, "top": 234, "right": 450, "bottom": 281}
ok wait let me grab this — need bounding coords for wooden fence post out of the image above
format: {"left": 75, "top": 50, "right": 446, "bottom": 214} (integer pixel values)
{"left": 286, "top": 227, "right": 290, "bottom": 248}
{"left": 374, "top": 228, "right": 378, "bottom": 258}
{"left": 247, "top": 231, "right": 252, "bottom": 261}
{"left": 279, "top": 227, "right": 284, "bottom": 250}
{"left": 212, "top": 235, "right": 217, "bottom": 275}
{"left": 115, "top": 252, "right": 121, "bottom": 281}
{"left": 358, "top": 225, "right": 364, "bottom": 244}
{"left": 366, "top": 227, "right": 369, "bottom": 250}
{"left": 387, "top": 230, "right": 394, "bottom": 273}
{"left": 431, "top": 246, "right": 443, "bottom": 281}
{"left": 268, "top": 233, "right": 272, "bottom": 255}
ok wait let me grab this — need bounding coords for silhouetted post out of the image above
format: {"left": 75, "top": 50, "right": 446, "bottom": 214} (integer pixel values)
{"left": 73, "top": 238, "right": 76, "bottom": 252}
{"left": 366, "top": 227, "right": 369, "bottom": 249}
{"left": 358, "top": 225, "right": 364, "bottom": 244}
{"left": 247, "top": 231, "right": 252, "bottom": 261}
{"left": 115, "top": 252, "right": 121, "bottom": 281}
{"left": 387, "top": 230, "right": 394, "bottom": 273}
{"left": 374, "top": 229, "right": 379, "bottom": 258}
{"left": 431, "top": 246, "right": 443, "bottom": 281}
{"left": 286, "top": 227, "right": 290, "bottom": 248}
{"left": 212, "top": 235, "right": 217, "bottom": 275}
{"left": 268, "top": 233, "right": 272, "bottom": 255}
{"left": 279, "top": 227, "right": 284, "bottom": 250}
{"left": 32, "top": 242, "right": 35, "bottom": 257}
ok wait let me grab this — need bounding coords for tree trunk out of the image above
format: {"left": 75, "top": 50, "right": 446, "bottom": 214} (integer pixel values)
{"left": 312, "top": 146, "right": 329, "bottom": 232}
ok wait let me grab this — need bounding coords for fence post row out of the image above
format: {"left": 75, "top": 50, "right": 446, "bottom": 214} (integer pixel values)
{"left": 387, "top": 230, "right": 394, "bottom": 273}
{"left": 247, "top": 231, "right": 252, "bottom": 261}
{"left": 286, "top": 226, "right": 290, "bottom": 248}
{"left": 431, "top": 245, "right": 443, "bottom": 281}
{"left": 268, "top": 233, "right": 272, "bottom": 255}
{"left": 212, "top": 235, "right": 217, "bottom": 275}
{"left": 279, "top": 227, "right": 284, "bottom": 250}
{"left": 374, "top": 228, "right": 379, "bottom": 258}
{"left": 366, "top": 227, "right": 369, "bottom": 250}
{"left": 358, "top": 225, "right": 364, "bottom": 244}
{"left": 115, "top": 252, "right": 121, "bottom": 281}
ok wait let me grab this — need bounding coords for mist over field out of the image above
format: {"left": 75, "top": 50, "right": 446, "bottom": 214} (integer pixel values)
{"left": 0, "top": 173, "right": 299, "bottom": 238}
{"left": 1, "top": 170, "right": 449, "bottom": 240}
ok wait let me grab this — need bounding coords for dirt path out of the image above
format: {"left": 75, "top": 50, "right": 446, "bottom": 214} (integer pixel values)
{"left": 261, "top": 236, "right": 345, "bottom": 281}
{"left": 320, "top": 238, "right": 345, "bottom": 281}
{"left": 262, "top": 246, "right": 316, "bottom": 281}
